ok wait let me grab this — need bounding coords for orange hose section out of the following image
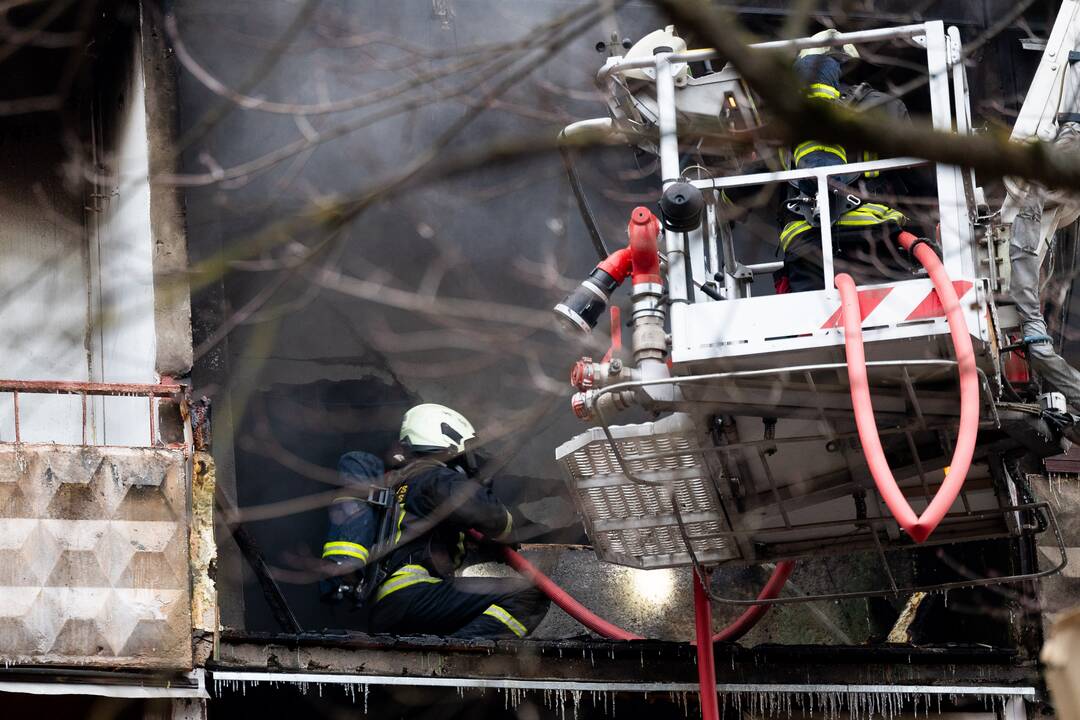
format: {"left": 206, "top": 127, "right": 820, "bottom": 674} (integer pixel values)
{"left": 711, "top": 560, "right": 795, "bottom": 643}
{"left": 470, "top": 530, "right": 794, "bottom": 643}
{"left": 834, "top": 231, "right": 980, "bottom": 543}
{"left": 468, "top": 529, "right": 640, "bottom": 640}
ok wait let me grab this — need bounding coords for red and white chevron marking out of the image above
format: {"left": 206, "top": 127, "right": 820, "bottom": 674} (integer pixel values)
{"left": 820, "top": 281, "right": 973, "bottom": 329}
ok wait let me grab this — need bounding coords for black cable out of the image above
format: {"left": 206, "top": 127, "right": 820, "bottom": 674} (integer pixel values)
{"left": 561, "top": 141, "right": 725, "bottom": 299}
{"left": 560, "top": 141, "right": 611, "bottom": 259}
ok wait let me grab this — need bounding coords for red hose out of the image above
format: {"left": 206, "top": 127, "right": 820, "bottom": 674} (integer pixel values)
{"left": 468, "top": 530, "right": 794, "bottom": 643}
{"left": 711, "top": 560, "right": 794, "bottom": 643}
{"left": 694, "top": 569, "right": 720, "bottom": 720}
{"left": 470, "top": 533, "right": 792, "bottom": 720}
{"left": 834, "top": 231, "right": 980, "bottom": 543}
{"left": 468, "top": 529, "right": 641, "bottom": 640}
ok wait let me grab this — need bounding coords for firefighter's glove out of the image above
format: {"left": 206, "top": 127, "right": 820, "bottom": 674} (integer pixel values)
{"left": 318, "top": 558, "right": 362, "bottom": 605}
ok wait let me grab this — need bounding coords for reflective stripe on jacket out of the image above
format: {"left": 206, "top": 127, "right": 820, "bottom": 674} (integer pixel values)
{"left": 374, "top": 564, "right": 441, "bottom": 603}
{"left": 793, "top": 73, "right": 848, "bottom": 171}
{"left": 322, "top": 540, "right": 369, "bottom": 562}
{"left": 780, "top": 203, "right": 906, "bottom": 252}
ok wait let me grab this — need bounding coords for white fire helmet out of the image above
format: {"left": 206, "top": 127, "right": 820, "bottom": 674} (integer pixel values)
{"left": 798, "top": 29, "right": 860, "bottom": 61}
{"left": 622, "top": 25, "right": 691, "bottom": 82}
{"left": 399, "top": 403, "right": 477, "bottom": 456}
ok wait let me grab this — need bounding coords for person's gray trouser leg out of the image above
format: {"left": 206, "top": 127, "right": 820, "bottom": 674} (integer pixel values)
{"left": 1010, "top": 191, "right": 1080, "bottom": 411}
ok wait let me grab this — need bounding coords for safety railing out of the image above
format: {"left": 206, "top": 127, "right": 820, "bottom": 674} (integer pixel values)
{"left": 689, "top": 157, "right": 930, "bottom": 295}
{"left": 598, "top": 20, "right": 974, "bottom": 304}
{"left": 0, "top": 378, "right": 186, "bottom": 448}
{"left": 679, "top": 500, "right": 1067, "bottom": 606}
{"left": 588, "top": 359, "right": 999, "bottom": 488}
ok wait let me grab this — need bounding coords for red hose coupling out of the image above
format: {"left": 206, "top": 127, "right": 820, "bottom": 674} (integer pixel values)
{"left": 570, "top": 392, "right": 592, "bottom": 421}
{"left": 628, "top": 206, "right": 662, "bottom": 286}
{"left": 570, "top": 357, "right": 595, "bottom": 391}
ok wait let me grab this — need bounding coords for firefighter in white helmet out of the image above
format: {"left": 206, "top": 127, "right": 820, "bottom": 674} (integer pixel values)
{"left": 368, "top": 403, "right": 549, "bottom": 638}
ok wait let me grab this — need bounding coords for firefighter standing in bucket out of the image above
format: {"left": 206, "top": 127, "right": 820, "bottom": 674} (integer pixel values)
{"left": 345, "top": 403, "right": 550, "bottom": 638}
{"left": 776, "top": 29, "right": 933, "bottom": 292}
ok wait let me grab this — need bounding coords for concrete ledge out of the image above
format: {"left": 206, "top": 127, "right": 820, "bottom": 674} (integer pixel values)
{"left": 215, "top": 631, "right": 1037, "bottom": 690}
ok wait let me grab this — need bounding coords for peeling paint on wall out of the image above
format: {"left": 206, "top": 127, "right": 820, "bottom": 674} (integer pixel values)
{"left": 191, "top": 451, "right": 218, "bottom": 635}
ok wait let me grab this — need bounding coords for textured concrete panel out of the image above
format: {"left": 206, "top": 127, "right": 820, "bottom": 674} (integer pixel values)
{"left": 0, "top": 444, "right": 191, "bottom": 668}
{"left": 190, "top": 453, "right": 217, "bottom": 634}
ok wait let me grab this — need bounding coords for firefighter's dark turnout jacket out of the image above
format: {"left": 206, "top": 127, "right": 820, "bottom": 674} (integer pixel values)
{"left": 368, "top": 458, "right": 548, "bottom": 639}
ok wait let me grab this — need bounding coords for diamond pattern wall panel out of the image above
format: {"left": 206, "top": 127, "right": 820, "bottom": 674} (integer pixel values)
{"left": 0, "top": 444, "right": 191, "bottom": 669}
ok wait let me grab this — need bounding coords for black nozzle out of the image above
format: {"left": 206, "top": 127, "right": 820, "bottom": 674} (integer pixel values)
{"left": 659, "top": 182, "right": 704, "bottom": 232}
{"left": 553, "top": 268, "right": 616, "bottom": 335}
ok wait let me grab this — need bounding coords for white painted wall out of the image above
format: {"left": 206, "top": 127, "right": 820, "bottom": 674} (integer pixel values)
{"left": 0, "top": 121, "right": 91, "bottom": 444}
{"left": 0, "top": 40, "right": 158, "bottom": 446}
{"left": 87, "top": 41, "right": 158, "bottom": 447}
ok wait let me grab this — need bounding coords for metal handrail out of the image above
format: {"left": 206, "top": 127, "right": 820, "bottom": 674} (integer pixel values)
{"left": 688, "top": 157, "right": 928, "bottom": 190}
{"left": 0, "top": 378, "right": 183, "bottom": 397}
{"left": 0, "top": 378, "right": 185, "bottom": 446}
{"left": 591, "top": 359, "right": 967, "bottom": 488}
{"left": 597, "top": 24, "right": 928, "bottom": 81}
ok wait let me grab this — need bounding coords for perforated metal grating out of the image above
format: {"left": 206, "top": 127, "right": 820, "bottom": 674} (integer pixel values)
{"left": 567, "top": 433, "right": 700, "bottom": 477}
{"left": 556, "top": 416, "right": 738, "bottom": 569}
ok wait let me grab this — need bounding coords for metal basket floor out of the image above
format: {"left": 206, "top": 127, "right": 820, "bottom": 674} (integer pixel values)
{"left": 556, "top": 417, "right": 738, "bottom": 569}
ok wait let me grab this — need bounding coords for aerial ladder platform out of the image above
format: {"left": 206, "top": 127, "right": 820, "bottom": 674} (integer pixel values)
{"left": 550, "top": 15, "right": 1080, "bottom": 601}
